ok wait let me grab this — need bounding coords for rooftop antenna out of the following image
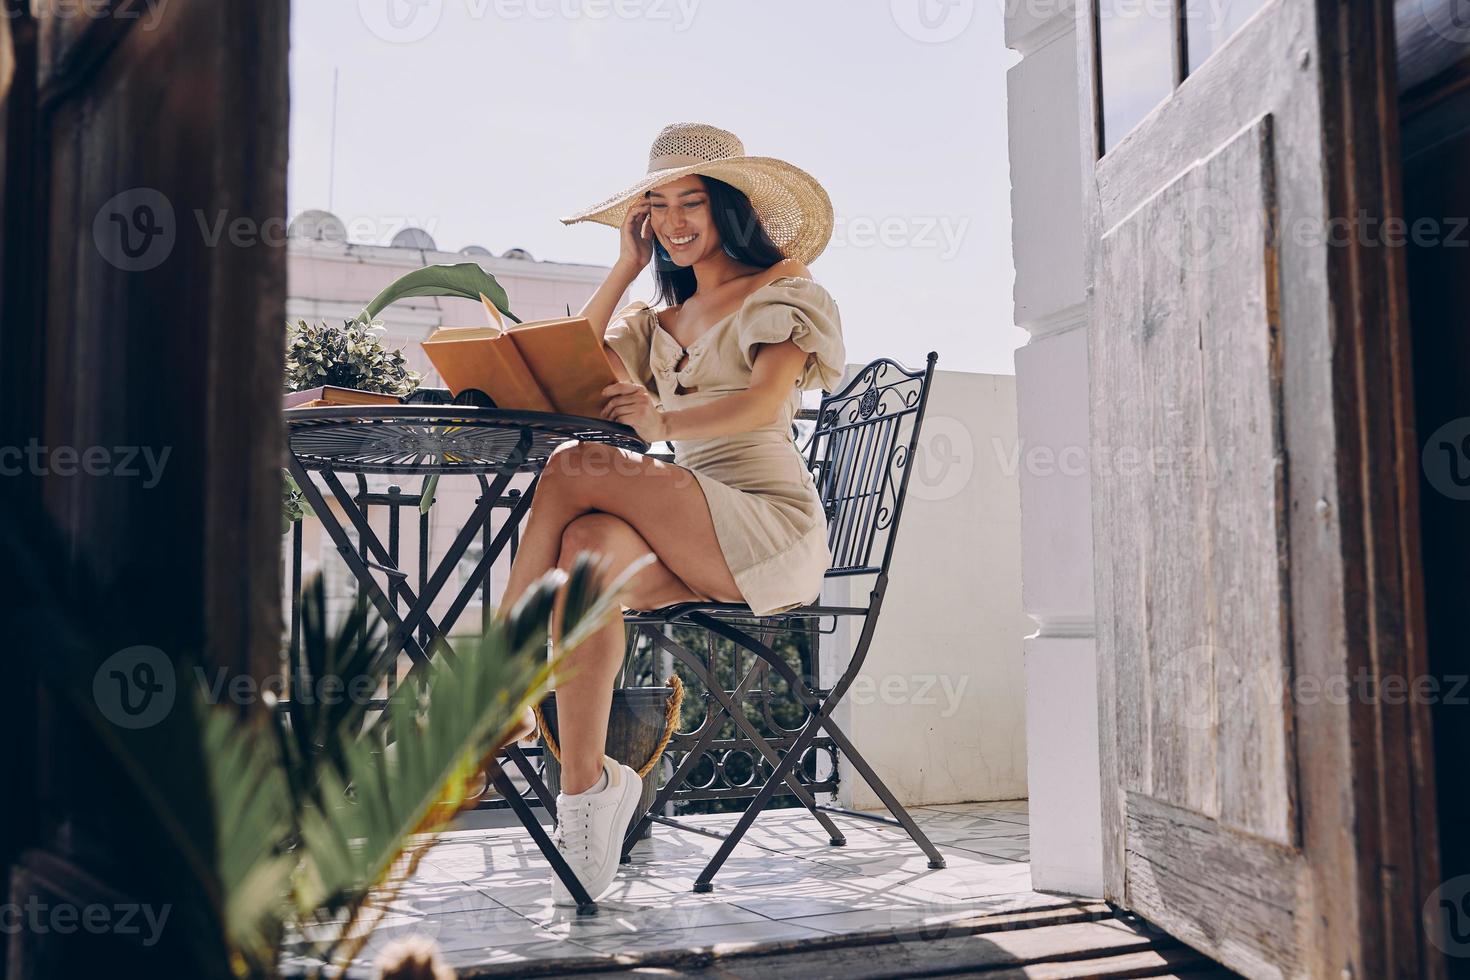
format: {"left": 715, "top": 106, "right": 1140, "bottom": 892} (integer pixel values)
{"left": 328, "top": 68, "right": 340, "bottom": 212}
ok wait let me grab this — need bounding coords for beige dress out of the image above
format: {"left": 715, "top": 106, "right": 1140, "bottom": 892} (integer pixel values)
{"left": 603, "top": 276, "right": 847, "bottom": 617}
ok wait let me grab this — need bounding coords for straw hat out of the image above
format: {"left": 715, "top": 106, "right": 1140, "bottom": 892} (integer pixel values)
{"left": 560, "top": 123, "right": 834, "bottom": 266}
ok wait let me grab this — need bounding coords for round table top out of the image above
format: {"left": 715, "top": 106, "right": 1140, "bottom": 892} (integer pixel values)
{"left": 286, "top": 405, "right": 648, "bottom": 475}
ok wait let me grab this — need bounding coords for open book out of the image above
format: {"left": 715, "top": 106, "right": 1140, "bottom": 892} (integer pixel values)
{"left": 421, "top": 295, "right": 618, "bottom": 418}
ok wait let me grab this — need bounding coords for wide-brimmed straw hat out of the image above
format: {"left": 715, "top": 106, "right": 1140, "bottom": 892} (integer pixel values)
{"left": 560, "top": 122, "right": 834, "bottom": 266}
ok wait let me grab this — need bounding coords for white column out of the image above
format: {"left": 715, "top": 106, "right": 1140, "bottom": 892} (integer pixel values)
{"left": 1004, "top": 1, "right": 1103, "bottom": 897}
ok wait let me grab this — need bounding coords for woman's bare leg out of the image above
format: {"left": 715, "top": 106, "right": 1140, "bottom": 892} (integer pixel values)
{"left": 500, "top": 442, "right": 743, "bottom": 794}
{"left": 547, "top": 513, "right": 721, "bottom": 792}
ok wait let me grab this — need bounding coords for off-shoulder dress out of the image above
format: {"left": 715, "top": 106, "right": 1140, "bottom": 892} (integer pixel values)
{"left": 602, "top": 276, "right": 846, "bottom": 617}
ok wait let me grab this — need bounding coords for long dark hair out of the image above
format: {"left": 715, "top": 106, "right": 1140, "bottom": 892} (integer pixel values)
{"left": 651, "top": 175, "right": 787, "bottom": 308}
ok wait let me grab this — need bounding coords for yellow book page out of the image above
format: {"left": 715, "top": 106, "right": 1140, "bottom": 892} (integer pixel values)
{"left": 506, "top": 317, "right": 619, "bottom": 418}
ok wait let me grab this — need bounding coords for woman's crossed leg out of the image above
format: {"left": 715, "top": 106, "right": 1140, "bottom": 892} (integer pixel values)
{"left": 500, "top": 440, "right": 742, "bottom": 795}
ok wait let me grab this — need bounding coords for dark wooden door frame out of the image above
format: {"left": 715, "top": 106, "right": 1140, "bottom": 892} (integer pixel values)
{"left": 1076, "top": 0, "right": 1441, "bottom": 976}
{"left": 1, "top": 1, "right": 288, "bottom": 975}
{"left": 0, "top": 10, "right": 44, "bottom": 977}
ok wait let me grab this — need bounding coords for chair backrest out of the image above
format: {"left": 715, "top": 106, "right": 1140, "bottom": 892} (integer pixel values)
{"left": 804, "top": 353, "right": 938, "bottom": 578}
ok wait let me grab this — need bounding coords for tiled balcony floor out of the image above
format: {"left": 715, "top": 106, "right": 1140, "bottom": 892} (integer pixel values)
{"left": 288, "top": 800, "right": 1065, "bottom": 976}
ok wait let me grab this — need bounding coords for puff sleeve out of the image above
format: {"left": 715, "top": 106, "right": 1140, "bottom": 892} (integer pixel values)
{"left": 602, "top": 300, "right": 658, "bottom": 393}
{"left": 736, "top": 277, "right": 846, "bottom": 392}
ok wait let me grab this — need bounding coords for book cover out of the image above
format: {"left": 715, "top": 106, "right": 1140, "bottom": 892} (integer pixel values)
{"left": 420, "top": 296, "right": 618, "bottom": 418}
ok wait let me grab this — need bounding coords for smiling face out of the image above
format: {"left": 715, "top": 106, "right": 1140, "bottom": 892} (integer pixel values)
{"left": 645, "top": 175, "right": 723, "bottom": 267}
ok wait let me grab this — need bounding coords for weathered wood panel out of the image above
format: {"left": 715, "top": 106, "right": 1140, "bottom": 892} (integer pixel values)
{"left": 1097, "top": 115, "right": 1293, "bottom": 844}
{"left": 1124, "top": 794, "right": 1302, "bottom": 980}
{"left": 1193, "top": 119, "right": 1294, "bottom": 844}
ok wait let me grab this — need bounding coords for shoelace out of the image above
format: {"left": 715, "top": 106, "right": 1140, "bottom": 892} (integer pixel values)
{"left": 552, "top": 798, "right": 596, "bottom": 856}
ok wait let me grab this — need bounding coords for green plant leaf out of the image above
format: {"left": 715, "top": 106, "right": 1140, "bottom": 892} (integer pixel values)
{"left": 291, "top": 557, "right": 646, "bottom": 969}
{"left": 203, "top": 708, "right": 295, "bottom": 975}
{"left": 359, "top": 263, "right": 519, "bottom": 324}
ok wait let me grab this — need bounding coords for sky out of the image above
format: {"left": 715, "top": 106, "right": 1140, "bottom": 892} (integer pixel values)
{"left": 288, "top": 0, "right": 1026, "bottom": 375}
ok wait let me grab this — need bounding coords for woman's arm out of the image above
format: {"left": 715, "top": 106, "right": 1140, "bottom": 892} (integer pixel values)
{"left": 581, "top": 202, "right": 653, "bottom": 336}
{"left": 582, "top": 263, "right": 642, "bottom": 337}
{"left": 585, "top": 263, "right": 642, "bottom": 384}
{"left": 600, "top": 340, "right": 810, "bottom": 443}
{"left": 584, "top": 203, "right": 654, "bottom": 383}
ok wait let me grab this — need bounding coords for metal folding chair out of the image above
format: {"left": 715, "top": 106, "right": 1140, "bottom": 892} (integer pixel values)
{"left": 620, "top": 352, "right": 947, "bottom": 892}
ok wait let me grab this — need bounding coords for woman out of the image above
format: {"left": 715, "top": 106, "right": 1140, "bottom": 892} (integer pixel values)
{"left": 500, "top": 123, "right": 845, "bottom": 904}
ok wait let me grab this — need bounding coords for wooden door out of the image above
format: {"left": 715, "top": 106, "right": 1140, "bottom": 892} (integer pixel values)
{"left": 1078, "top": 1, "right": 1440, "bottom": 977}
{"left": 1, "top": 1, "right": 286, "bottom": 975}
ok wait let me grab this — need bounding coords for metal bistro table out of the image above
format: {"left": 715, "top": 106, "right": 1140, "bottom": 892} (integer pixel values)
{"left": 285, "top": 404, "right": 646, "bottom": 674}
{"left": 285, "top": 404, "right": 646, "bottom": 914}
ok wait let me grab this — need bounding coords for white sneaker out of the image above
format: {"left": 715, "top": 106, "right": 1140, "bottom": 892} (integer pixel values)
{"left": 550, "top": 755, "right": 643, "bottom": 907}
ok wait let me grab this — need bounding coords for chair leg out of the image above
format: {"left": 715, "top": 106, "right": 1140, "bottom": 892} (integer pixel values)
{"left": 702, "top": 674, "right": 845, "bottom": 846}
{"left": 682, "top": 612, "right": 945, "bottom": 862}
{"left": 689, "top": 707, "right": 832, "bottom": 892}
{"left": 687, "top": 704, "right": 947, "bottom": 891}
{"left": 485, "top": 761, "right": 598, "bottom": 916}
{"left": 816, "top": 721, "right": 946, "bottom": 870}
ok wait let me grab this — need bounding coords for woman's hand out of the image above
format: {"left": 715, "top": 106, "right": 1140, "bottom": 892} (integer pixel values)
{"left": 616, "top": 202, "right": 654, "bottom": 274}
{"left": 600, "top": 381, "right": 668, "bottom": 443}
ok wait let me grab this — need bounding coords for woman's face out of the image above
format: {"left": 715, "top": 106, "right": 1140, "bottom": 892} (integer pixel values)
{"left": 646, "top": 175, "right": 721, "bottom": 267}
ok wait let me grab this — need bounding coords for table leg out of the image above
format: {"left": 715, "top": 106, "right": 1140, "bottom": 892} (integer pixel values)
{"left": 286, "top": 455, "right": 434, "bottom": 667}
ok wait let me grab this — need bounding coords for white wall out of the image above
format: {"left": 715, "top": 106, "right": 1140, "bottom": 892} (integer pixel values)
{"left": 824, "top": 368, "right": 1029, "bottom": 809}
{"left": 1004, "top": 1, "right": 1104, "bottom": 897}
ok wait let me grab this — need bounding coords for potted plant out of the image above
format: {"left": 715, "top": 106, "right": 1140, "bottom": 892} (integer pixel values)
{"left": 535, "top": 676, "right": 684, "bottom": 842}
{"left": 19, "top": 506, "right": 648, "bottom": 978}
